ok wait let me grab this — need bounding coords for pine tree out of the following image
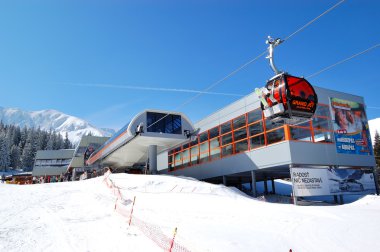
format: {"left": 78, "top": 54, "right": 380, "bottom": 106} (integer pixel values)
{"left": 20, "top": 130, "right": 36, "bottom": 171}
{"left": 0, "top": 133, "right": 10, "bottom": 171}
{"left": 374, "top": 130, "right": 380, "bottom": 167}
{"left": 64, "top": 132, "right": 71, "bottom": 149}
{"left": 10, "top": 145, "right": 20, "bottom": 169}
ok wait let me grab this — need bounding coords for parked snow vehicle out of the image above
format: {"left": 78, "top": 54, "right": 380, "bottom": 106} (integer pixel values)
{"left": 255, "top": 37, "right": 318, "bottom": 124}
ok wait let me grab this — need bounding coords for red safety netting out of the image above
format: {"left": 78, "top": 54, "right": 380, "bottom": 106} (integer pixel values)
{"left": 102, "top": 171, "right": 192, "bottom": 252}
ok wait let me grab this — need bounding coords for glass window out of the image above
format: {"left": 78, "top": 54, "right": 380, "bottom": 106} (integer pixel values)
{"left": 183, "top": 143, "right": 190, "bottom": 149}
{"left": 313, "top": 130, "right": 333, "bottom": 143}
{"left": 147, "top": 112, "right": 182, "bottom": 134}
{"left": 221, "top": 133, "right": 232, "bottom": 145}
{"left": 233, "top": 115, "right": 246, "bottom": 129}
{"left": 248, "top": 109, "right": 262, "bottom": 124}
{"left": 267, "top": 128, "right": 285, "bottom": 145}
{"left": 209, "top": 127, "right": 219, "bottom": 139}
{"left": 221, "top": 122, "right": 232, "bottom": 134}
{"left": 312, "top": 117, "right": 331, "bottom": 131}
{"left": 182, "top": 149, "right": 190, "bottom": 166}
{"left": 249, "top": 121, "right": 264, "bottom": 136}
{"left": 190, "top": 145, "right": 199, "bottom": 165}
{"left": 265, "top": 119, "right": 283, "bottom": 131}
{"left": 210, "top": 138, "right": 221, "bottom": 160}
{"left": 221, "top": 145, "right": 233, "bottom": 157}
{"left": 199, "top": 142, "right": 209, "bottom": 162}
{"left": 290, "top": 127, "right": 312, "bottom": 141}
{"left": 234, "top": 128, "right": 247, "bottom": 141}
{"left": 250, "top": 134, "right": 265, "bottom": 149}
{"left": 314, "top": 105, "right": 330, "bottom": 117}
{"left": 174, "top": 152, "right": 182, "bottom": 167}
{"left": 190, "top": 139, "right": 198, "bottom": 147}
{"left": 199, "top": 132, "right": 208, "bottom": 143}
{"left": 168, "top": 155, "right": 173, "bottom": 164}
{"left": 235, "top": 140, "right": 248, "bottom": 153}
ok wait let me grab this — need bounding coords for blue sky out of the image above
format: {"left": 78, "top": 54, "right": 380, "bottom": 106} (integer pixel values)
{"left": 0, "top": 0, "right": 379, "bottom": 130}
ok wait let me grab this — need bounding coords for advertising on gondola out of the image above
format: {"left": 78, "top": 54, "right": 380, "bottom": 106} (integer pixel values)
{"left": 330, "top": 98, "right": 373, "bottom": 155}
{"left": 291, "top": 167, "right": 376, "bottom": 197}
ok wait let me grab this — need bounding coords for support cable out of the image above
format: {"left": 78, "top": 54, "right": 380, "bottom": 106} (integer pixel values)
{"left": 307, "top": 43, "right": 380, "bottom": 79}
{"left": 145, "top": 0, "right": 346, "bottom": 131}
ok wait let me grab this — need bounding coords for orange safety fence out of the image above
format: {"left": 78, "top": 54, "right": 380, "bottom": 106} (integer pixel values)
{"left": 102, "top": 171, "right": 192, "bottom": 252}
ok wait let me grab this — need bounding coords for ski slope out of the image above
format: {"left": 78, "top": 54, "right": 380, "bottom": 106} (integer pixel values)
{"left": 1, "top": 173, "right": 380, "bottom": 252}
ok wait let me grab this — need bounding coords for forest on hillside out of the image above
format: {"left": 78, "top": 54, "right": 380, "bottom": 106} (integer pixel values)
{"left": 0, "top": 122, "right": 74, "bottom": 171}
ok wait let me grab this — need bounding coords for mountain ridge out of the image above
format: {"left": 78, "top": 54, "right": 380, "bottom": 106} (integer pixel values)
{"left": 0, "top": 106, "right": 115, "bottom": 145}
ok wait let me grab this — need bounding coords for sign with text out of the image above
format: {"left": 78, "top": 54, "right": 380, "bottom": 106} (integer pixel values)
{"left": 291, "top": 167, "right": 376, "bottom": 197}
{"left": 330, "top": 98, "right": 372, "bottom": 155}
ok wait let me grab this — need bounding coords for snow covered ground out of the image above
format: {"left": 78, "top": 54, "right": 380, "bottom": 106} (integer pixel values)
{"left": 1, "top": 173, "right": 380, "bottom": 252}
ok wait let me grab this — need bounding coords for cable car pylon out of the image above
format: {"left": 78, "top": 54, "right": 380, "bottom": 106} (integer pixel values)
{"left": 255, "top": 36, "right": 318, "bottom": 124}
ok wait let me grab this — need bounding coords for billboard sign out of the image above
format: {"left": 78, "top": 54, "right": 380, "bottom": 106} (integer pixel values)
{"left": 330, "top": 98, "right": 372, "bottom": 155}
{"left": 291, "top": 167, "right": 376, "bottom": 197}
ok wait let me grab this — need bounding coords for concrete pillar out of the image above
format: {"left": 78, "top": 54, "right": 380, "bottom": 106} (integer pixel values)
{"left": 373, "top": 168, "right": 380, "bottom": 195}
{"left": 333, "top": 195, "right": 338, "bottom": 204}
{"left": 223, "top": 175, "right": 227, "bottom": 186}
{"left": 148, "top": 145, "right": 158, "bottom": 174}
{"left": 271, "top": 178, "right": 276, "bottom": 194}
{"left": 264, "top": 179, "right": 268, "bottom": 195}
{"left": 72, "top": 169, "right": 76, "bottom": 181}
{"left": 290, "top": 164, "right": 297, "bottom": 205}
{"left": 251, "top": 170, "right": 257, "bottom": 197}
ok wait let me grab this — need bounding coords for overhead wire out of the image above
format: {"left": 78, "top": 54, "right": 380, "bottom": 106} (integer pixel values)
{"left": 307, "top": 43, "right": 380, "bottom": 79}
{"left": 145, "top": 0, "right": 346, "bottom": 131}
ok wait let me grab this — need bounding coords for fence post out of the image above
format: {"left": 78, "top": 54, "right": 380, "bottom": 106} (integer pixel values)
{"left": 128, "top": 196, "right": 136, "bottom": 226}
{"left": 169, "top": 227, "right": 177, "bottom": 252}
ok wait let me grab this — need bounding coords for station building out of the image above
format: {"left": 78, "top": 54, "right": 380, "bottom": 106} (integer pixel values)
{"left": 156, "top": 86, "right": 378, "bottom": 198}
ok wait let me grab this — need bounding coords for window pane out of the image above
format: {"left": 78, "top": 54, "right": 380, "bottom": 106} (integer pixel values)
{"left": 221, "top": 145, "right": 233, "bottom": 157}
{"left": 312, "top": 117, "right": 331, "bottom": 131}
{"left": 182, "top": 149, "right": 190, "bottom": 166}
{"left": 290, "top": 127, "right": 312, "bottom": 141}
{"left": 221, "top": 133, "right": 232, "bottom": 145}
{"left": 265, "top": 119, "right": 283, "bottom": 131}
{"left": 199, "top": 142, "right": 209, "bottom": 162}
{"left": 210, "top": 138, "right": 221, "bottom": 160}
{"left": 199, "top": 132, "right": 208, "bottom": 143}
{"left": 250, "top": 134, "right": 265, "bottom": 149}
{"left": 233, "top": 115, "right": 246, "bottom": 129}
{"left": 315, "top": 105, "right": 330, "bottom": 117}
{"left": 209, "top": 127, "right": 219, "bottom": 139}
{"left": 249, "top": 122, "right": 264, "bottom": 136}
{"left": 313, "top": 130, "right": 333, "bottom": 143}
{"left": 235, "top": 140, "right": 248, "bottom": 153}
{"left": 234, "top": 128, "right": 247, "bottom": 141}
{"left": 168, "top": 155, "right": 173, "bottom": 164}
{"left": 190, "top": 139, "right": 198, "bottom": 147}
{"left": 174, "top": 152, "right": 182, "bottom": 167}
{"left": 248, "top": 109, "right": 262, "bottom": 124}
{"left": 190, "top": 146, "right": 199, "bottom": 165}
{"left": 147, "top": 112, "right": 182, "bottom": 134}
{"left": 221, "top": 122, "right": 232, "bottom": 134}
{"left": 267, "top": 128, "right": 285, "bottom": 144}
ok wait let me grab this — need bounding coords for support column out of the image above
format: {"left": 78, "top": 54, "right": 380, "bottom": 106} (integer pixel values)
{"left": 290, "top": 164, "right": 297, "bottom": 205}
{"left": 271, "top": 178, "right": 276, "bottom": 194}
{"left": 333, "top": 195, "right": 338, "bottom": 204}
{"left": 264, "top": 178, "right": 268, "bottom": 195}
{"left": 72, "top": 168, "right": 76, "bottom": 182}
{"left": 339, "top": 195, "right": 344, "bottom": 205}
{"left": 223, "top": 175, "right": 227, "bottom": 186}
{"left": 251, "top": 170, "right": 257, "bottom": 197}
{"left": 373, "top": 168, "right": 380, "bottom": 195}
{"left": 148, "top": 145, "right": 158, "bottom": 174}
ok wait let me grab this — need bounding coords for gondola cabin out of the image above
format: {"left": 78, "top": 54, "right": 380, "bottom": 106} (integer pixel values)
{"left": 256, "top": 73, "right": 318, "bottom": 123}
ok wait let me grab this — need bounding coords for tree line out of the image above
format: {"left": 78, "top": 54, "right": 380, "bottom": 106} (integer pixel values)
{"left": 0, "top": 122, "right": 74, "bottom": 171}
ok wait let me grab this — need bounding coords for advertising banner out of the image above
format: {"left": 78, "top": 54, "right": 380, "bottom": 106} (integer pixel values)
{"left": 291, "top": 167, "right": 376, "bottom": 197}
{"left": 330, "top": 98, "right": 372, "bottom": 155}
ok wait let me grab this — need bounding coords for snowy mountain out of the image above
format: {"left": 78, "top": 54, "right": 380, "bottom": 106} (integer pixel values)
{"left": 0, "top": 106, "right": 115, "bottom": 144}
{"left": 369, "top": 118, "right": 380, "bottom": 143}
